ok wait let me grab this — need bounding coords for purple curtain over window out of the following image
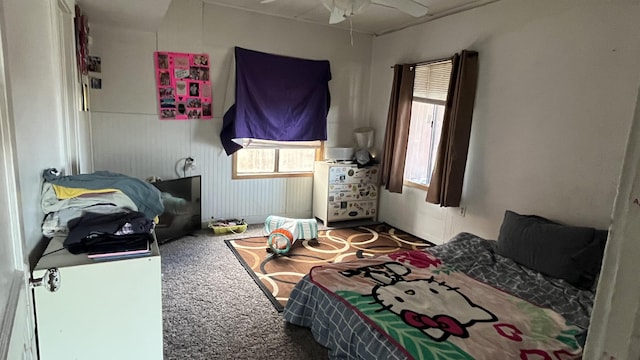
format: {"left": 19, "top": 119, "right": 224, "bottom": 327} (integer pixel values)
{"left": 220, "top": 47, "right": 331, "bottom": 155}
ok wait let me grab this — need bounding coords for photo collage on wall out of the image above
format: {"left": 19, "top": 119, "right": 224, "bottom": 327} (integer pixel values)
{"left": 154, "top": 51, "right": 212, "bottom": 120}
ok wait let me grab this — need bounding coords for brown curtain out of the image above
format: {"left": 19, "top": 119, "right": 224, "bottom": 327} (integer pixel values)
{"left": 380, "top": 64, "right": 415, "bottom": 193}
{"left": 426, "top": 50, "right": 479, "bottom": 206}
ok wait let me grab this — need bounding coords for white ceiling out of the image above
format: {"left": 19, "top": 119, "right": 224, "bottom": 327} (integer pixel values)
{"left": 77, "top": 0, "right": 498, "bottom": 36}
{"left": 203, "top": 0, "right": 498, "bottom": 35}
{"left": 77, "top": 0, "right": 173, "bottom": 32}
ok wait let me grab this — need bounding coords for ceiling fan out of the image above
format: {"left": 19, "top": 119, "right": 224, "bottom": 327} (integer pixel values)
{"left": 323, "top": 0, "right": 428, "bottom": 24}
{"left": 260, "top": 0, "right": 429, "bottom": 25}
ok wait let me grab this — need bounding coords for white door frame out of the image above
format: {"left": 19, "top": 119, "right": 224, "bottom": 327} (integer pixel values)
{"left": 50, "top": 0, "right": 86, "bottom": 175}
{"left": 583, "top": 88, "right": 640, "bottom": 359}
{"left": 0, "top": 0, "right": 36, "bottom": 357}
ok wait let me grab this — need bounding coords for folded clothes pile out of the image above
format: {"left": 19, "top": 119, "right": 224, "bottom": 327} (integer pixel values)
{"left": 40, "top": 168, "right": 165, "bottom": 254}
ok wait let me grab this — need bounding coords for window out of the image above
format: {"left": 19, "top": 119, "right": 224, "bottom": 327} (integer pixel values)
{"left": 233, "top": 141, "right": 322, "bottom": 179}
{"left": 403, "top": 60, "right": 452, "bottom": 189}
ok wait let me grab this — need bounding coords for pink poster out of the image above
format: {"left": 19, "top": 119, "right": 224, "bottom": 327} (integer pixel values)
{"left": 154, "top": 51, "right": 212, "bottom": 120}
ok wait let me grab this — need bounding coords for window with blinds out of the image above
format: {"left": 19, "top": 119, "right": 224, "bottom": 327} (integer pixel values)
{"left": 404, "top": 59, "right": 453, "bottom": 189}
{"left": 413, "top": 60, "right": 452, "bottom": 103}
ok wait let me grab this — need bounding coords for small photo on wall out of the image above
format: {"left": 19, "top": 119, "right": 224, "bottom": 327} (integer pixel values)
{"left": 190, "top": 67, "right": 199, "bottom": 80}
{"left": 193, "top": 55, "right": 208, "bottom": 66}
{"left": 159, "top": 71, "right": 171, "bottom": 86}
{"left": 87, "top": 56, "right": 101, "bottom": 73}
{"left": 90, "top": 77, "right": 102, "bottom": 89}
{"left": 202, "top": 103, "right": 212, "bottom": 117}
{"left": 177, "top": 103, "right": 187, "bottom": 115}
{"left": 187, "top": 98, "right": 201, "bottom": 108}
{"left": 159, "top": 87, "right": 174, "bottom": 98}
{"left": 160, "top": 98, "right": 176, "bottom": 108}
{"left": 175, "top": 81, "right": 187, "bottom": 96}
{"left": 187, "top": 109, "right": 201, "bottom": 119}
{"left": 174, "top": 68, "right": 190, "bottom": 79}
{"left": 174, "top": 56, "right": 189, "bottom": 68}
{"left": 161, "top": 109, "right": 176, "bottom": 119}
{"left": 200, "top": 82, "right": 211, "bottom": 98}
{"left": 197, "top": 67, "right": 209, "bottom": 81}
{"left": 157, "top": 54, "right": 168, "bottom": 69}
{"left": 189, "top": 82, "right": 199, "bottom": 96}
{"left": 188, "top": 67, "right": 210, "bottom": 81}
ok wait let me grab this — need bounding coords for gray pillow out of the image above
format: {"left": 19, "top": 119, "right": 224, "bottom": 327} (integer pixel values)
{"left": 570, "top": 229, "right": 608, "bottom": 290}
{"left": 496, "top": 210, "right": 595, "bottom": 286}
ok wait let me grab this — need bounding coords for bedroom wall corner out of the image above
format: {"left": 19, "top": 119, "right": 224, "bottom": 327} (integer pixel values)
{"left": 370, "top": 0, "right": 640, "bottom": 244}
{"left": 88, "top": 0, "right": 374, "bottom": 225}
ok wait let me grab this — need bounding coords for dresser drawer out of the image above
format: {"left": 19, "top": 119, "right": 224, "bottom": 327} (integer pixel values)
{"left": 328, "top": 166, "right": 379, "bottom": 185}
{"left": 314, "top": 161, "right": 379, "bottom": 227}
{"left": 328, "top": 183, "right": 378, "bottom": 202}
{"left": 327, "top": 200, "right": 377, "bottom": 221}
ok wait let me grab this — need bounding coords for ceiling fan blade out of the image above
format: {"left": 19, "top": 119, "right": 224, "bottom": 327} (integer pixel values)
{"left": 328, "top": 6, "right": 347, "bottom": 24}
{"left": 260, "top": 0, "right": 276, "bottom": 3}
{"left": 371, "top": 0, "right": 428, "bottom": 17}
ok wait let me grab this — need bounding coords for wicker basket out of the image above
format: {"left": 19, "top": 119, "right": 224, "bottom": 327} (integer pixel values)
{"left": 207, "top": 219, "right": 248, "bottom": 235}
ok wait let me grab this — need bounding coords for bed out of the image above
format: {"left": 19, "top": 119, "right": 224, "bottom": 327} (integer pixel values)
{"left": 283, "top": 211, "right": 606, "bottom": 359}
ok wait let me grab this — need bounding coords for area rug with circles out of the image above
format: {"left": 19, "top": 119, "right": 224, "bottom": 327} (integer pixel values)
{"left": 224, "top": 223, "right": 435, "bottom": 312}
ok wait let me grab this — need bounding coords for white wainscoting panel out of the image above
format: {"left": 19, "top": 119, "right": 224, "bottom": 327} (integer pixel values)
{"left": 91, "top": 112, "right": 191, "bottom": 180}
{"left": 91, "top": 114, "right": 313, "bottom": 226}
{"left": 285, "top": 177, "right": 314, "bottom": 220}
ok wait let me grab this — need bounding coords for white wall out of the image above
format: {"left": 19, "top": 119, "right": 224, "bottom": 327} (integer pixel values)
{"left": 370, "top": 0, "right": 640, "bottom": 244}
{"left": 89, "top": 0, "right": 373, "bottom": 224}
{"left": 3, "top": 0, "right": 70, "bottom": 252}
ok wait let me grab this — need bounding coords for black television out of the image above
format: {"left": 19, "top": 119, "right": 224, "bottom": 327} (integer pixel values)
{"left": 151, "top": 175, "right": 202, "bottom": 244}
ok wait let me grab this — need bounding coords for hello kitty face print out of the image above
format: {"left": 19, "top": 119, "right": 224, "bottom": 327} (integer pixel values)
{"left": 341, "top": 262, "right": 497, "bottom": 342}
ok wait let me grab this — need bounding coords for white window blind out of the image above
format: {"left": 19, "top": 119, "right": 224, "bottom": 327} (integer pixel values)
{"left": 233, "top": 138, "right": 321, "bottom": 149}
{"left": 413, "top": 60, "right": 452, "bottom": 102}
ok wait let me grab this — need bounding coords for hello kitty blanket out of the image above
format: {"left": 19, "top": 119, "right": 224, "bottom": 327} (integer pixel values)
{"left": 309, "top": 250, "right": 583, "bottom": 360}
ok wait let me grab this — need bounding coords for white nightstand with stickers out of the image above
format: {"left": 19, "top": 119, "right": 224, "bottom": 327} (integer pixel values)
{"left": 313, "top": 161, "right": 379, "bottom": 226}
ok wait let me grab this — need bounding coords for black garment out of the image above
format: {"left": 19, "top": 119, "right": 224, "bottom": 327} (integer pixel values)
{"left": 84, "top": 233, "right": 153, "bottom": 255}
{"left": 65, "top": 211, "right": 154, "bottom": 254}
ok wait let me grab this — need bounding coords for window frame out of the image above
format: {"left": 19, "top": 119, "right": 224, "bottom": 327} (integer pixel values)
{"left": 402, "top": 59, "right": 452, "bottom": 190}
{"left": 232, "top": 143, "right": 324, "bottom": 179}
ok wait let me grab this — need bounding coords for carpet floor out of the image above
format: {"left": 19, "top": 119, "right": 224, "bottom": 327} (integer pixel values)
{"left": 160, "top": 225, "right": 330, "bottom": 360}
{"left": 225, "top": 223, "right": 435, "bottom": 311}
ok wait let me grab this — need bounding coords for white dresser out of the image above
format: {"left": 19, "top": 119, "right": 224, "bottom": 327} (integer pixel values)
{"left": 313, "top": 161, "right": 379, "bottom": 226}
{"left": 32, "top": 235, "right": 163, "bottom": 360}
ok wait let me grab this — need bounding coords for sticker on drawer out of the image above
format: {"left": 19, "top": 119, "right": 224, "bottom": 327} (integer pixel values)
{"left": 328, "top": 184, "right": 355, "bottom": 192}
{"left": 328, "top": 192, "right": 358, "bottom": 202}
{"left": 327, "top": 200, "right": 377, "bottom": 220}
{"left": 354, "top": 184, "right": 377, "bottom": 200}
{"left": 329, "top": 166, "right": 379, "bottom": 184}
{"left": 328, "top": 184, "right": 377, "bottom": 201}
